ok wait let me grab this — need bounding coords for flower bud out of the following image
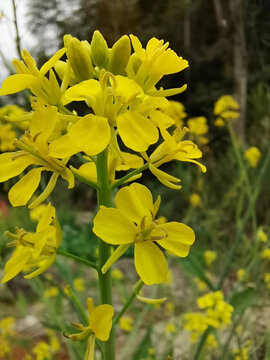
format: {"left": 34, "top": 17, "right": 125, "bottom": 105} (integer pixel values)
{"left": 108, "top": 35, "right": 131, "bottom": 75}
{"left": 91, "top": 30, "right": 109, "bottom": 68}
{"left": 64, "top": 35, "right": 94, "bottom": 82}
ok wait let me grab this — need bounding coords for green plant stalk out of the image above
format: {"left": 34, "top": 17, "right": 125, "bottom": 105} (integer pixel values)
{"left": 193, "top": 327, "right": 211, "bottom": 360}
{"left": 111, "top": 163, "right": 149, "bottom": 190}
{"left": 114, "top": 280, "right": 144, "bottom": 324}
{"left": 57, "top": 249, "right": 98, "bottom": 270}
{"left": 96, "top": 149, "right": 115, "bottom": 360}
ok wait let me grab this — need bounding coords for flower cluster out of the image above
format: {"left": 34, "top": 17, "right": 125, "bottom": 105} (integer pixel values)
{"left": 214, "top": 95, "right": 239, "bottom": 127}
{"left": 0, "top": 317, "right": 15, "bottom": 358}
{"left": 184, "top": 291, "right": 233, "bottom": 345}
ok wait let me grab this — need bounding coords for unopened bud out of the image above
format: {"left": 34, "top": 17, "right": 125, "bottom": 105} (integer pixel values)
{"left": 108, "top": 35, "right": 131, "bottom": 75}
{"left": 91, "top": 30, "right": 109, "bottom": 68}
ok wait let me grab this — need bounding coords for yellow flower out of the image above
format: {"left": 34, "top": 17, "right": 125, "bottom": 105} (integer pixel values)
{"left": 0, "top": 122, "right": 16, "bottom": 151}
{"left": 193, "top": 277, "right": 207, "bottom": 291}
{"left": 0, "top": 48, "right": 66, "bottom": 105}
{"left": 127, "top": 35, "right": 188, "bottom": 96}
{"left": 44, "top": 286, "right": 59, "bottom": 298}
{"left": 203, "top": 250, "right": 217, "bottom": 267}
{"left": 264, "top": 273, "right": 270, "bottom": 289}
{"left": 236, "top": 269, "right": 246, "bottom": 281}
{"left": 261, "top": 249, "right": 270, "bottom": 260}
{"left": 111, "top": 268, "right": 124, "bottom": 280}
{"left": 0, "top": 106, "right": 74, "bottom": 208}
{"left": 73, "top": 277, "right": 85, "bottom": 292}
{"left": 67, "top": 297, "right": 113, "bottom": 359}
{"left": 257, "top": 229, "right": 267, "bottom": 243}
{"left": 30, "top": 204, "right": 48, "bottom": 222}
{"left": 119, "top": 316, "right": 134, "bottom": 332}
{"left": 33, "top": 341, "right": 51, "bottom": 360}
{"left": 214, "top": 95, "right": 239, "bottom": 120}
{"left": 0, "top": 317, "right": 15, "bottom": 337}
{"left": 165, "top": 322, "right": 176, "bottom": 334}
{"left": 214, "top": 117, "right": 225, "bottom": 127}
{"left": 93, "top": 183, "right": 195, "bottom": 285}
{"left": 190, "top": 193, "right": 202, "bottom": 208}
{"left": 233, "top": 340, "right": 251, "bottom": 360}
{"left": 187, "top": 117, "right": 208, "bottom": 136}
{"left": 244, "top": 146, "right": 261, "bottom": 168}
{"left": 1, "top": 204, "right": 61, "bottom": 283}
{"left": 160, "top": 101, "right": 187, "bottom": 128}
{"left": 165, "top": 302, "right": 175, "bottom": 314}
{"left": 146, "top": 127, "right": 206, "bottom": 189}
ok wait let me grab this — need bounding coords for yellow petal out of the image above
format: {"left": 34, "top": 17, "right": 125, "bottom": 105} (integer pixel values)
{"left": 62, "top": 79, "right": 101, "bottom": 106}
{"left": 2, "top": 247, "right": 32, "bottom": 283}
{"left": 30, "top": 106, "right": 58, "bottom": 141}
{"left": 8, "top": 167, "right": 44, "bottom": 207}
{"left": 90, "top": 304, "right": 114, "bottom": 341}
{"left": 87, "top": 297, "right": 95, "bottom": 317}
{"left": 156, "top": 222, "right": 195, "bottom": 257}
{"left": 0, "top": 74, "right": 37, "bottom": 95}
{"left": 129, "top": 35, "right": 146, "bottom": 60}
{"left": 115, "top": 76, "right": 142, "bottom": 103}
{"left": 93, "top": 206, "right": 137, "bottom": 245}
{"left": 115, "top": 183, "right": 153, "bottom": 223}
{"left": 0, "top": 152, "right": 32, "bottom": 182}
{"left": 147, "top": 84, "right": 187, "bottom": 97}
{"left": 49, "top": 134, "right": 80, "bottom": 158}
{"left": 29, "top": 173, "right": 59, "bottom": 209}
{"left": 134, "top": 242, "right": 168, "bottom": 285}
{"left": 24, "top": 254, "right": 56, "bottom": 279}
{"left": 136, "top": 295, "right": 167, "bottom": 304}
{"left": 70, "top": 162, "right": 97, "bottom": 182}
{"left": 117, "top": 112, "right": 159, "bottom": 152}
{"left": 40, "top": 48, "right": 66, "bottom": 75}
{"left": 36, "top": 203, "right": 55, "bottom": 232}
{"left": 154, "top": 51, "right": 189, "bottom": 75}
{"left": 149, "top": 164, "right": 182, "bottom": 190}
{"left": 68, "top": 115, "right": 111, "bottom": 156}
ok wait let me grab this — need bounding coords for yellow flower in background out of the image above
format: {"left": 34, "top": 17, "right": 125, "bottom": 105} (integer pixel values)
{"left": 264, "top": 273, "right": 270, "bottom": 289}
{"left": 2, "top": 204, "right": 61, "bottom": 283}
{"left": 33, "top": 341, "right": 51, "bottom": 360}
{"left": 165, "top": 302, "right": 175, "bottom": 314}
{"left": 214, "top": 117, "right": 225, "bottom": 127}
{"left": 93, "top": 183, "right": 195, "bottom": 285}
{"left": 236, "top": 268, "right": 245, "bottom": 281}
{"left": 203, "top": 250, "right": 217, "bottom": 267}
{"left": 214, "top": 95, "right": 239, "bottom": 120}
{"left": 187, "top": 117, "right": 208, "bottom": 136}
{"left": 257, "top": 229, "right": 267, "bottom": 243}
{"left": 111, "top": 268, "right": 124, "bottom": 280}
{"left": 0, "top": 122, "right": 16, "bottom": 151}
{"left": 0, "top": 317, "right": 15, "bottom": 337}
{"left": 261, "top": 249, "right": 270, "bottom": 260}
{"left": 0, "top": 104, "right": 29, "bottom": 130}
{"left": 67, "top": 297, "right": 113, "bottom": 359}
{"left": 244, "top": 146, "right": 261, "bottom": 168}
{"left": 193, "top": 277, "right": 207, "bottom": 292}
{"left": 164, "top": 321, "right": 176, "bottom": 334}
{"left": 127, "top": 35, "right": 188, "bottom": 96}
{"left": 119, "top": 316, "right": 134, "bottom": 332}
{"left": 30, "top": 204, "right": 48, "bottom": 222}
{"left": 45, "top": 286, "right": 59, "bottom": 298}
{"left": 233, "top": 340, "right": 251, "bottom": 360}
{"left": 190, "top": 193, "right": 203, "bottom": 208}
{"left": 0, "top": 106, "right": 74, "bottom": 208}
{"left": 73, "top": 277, "right": 85, "bottom": 292}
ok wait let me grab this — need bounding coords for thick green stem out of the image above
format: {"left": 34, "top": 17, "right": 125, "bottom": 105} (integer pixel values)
{"left": 96, "top": 149, "right": 115, "bottom": 360}
{"left": 193, "top": 327, "right": 211, "bottom": 360}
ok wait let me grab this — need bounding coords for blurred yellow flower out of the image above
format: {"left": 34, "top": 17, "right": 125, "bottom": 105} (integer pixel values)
{"left": 45, "top": 286, "right": 59, "bottom": 298}
{"left": 214, "top": 117, "right": 225, "bottom": 127}
{"left": 164, "top": 322, "right": 176, "bottom": 334}
{"left": 119, "top": 316, "right": 134, "bottom": 332}
{"left": 111, "top": 268, "right": 124, "bottom": 280}
{"left": 73, "top": 277, "right": 85, "bottom": 292}
{"left": 258, "top": 229, "right": 267, "bottom": 243}
{"left": 29, "top": 204, "right": 48, "bottom": 222}
{"left": 244, "top": 146, "right": 261, "bottom": 168}
{"left": 0, "top": 122, "right": 16, "bottom": 152}
{"left": 165, "top": 302, "right": 175, "bottom": 314}
{"left": 193, "top": 277, "right": 207, "bottom": 291}
{"left": 203, "top": 250, "right": 217, "bottom": 267}
{"left": 93, "top": 183, "right": 195, "bottom": 285}
{"left": 190, "top": 193, "right": 203, "bottom": 208}
{"left": 236, "top": 268, "right": 245, "bottom": 281}
{"left": 233, "top": 340, "right": 251, "bottom": 360}
{"left": 261, "top": 249, "right": 270, "bottom": 260}
{"left": 33, "top": 342, "right": 51, "bottom": 360}
{"left": 214, "top": 95, "right": 239, "bottom": 120}
{"left": 264, "top": 273, "right": 270, "bottom": 289}
{"left": 161, "top": 101, "right": 187, "bottom": 128}
{"left": 187, "top": 117, "right": 208, "bottom": 136}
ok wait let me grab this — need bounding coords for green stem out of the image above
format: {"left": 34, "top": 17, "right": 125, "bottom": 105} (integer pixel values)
{"left": 68, "top": 286, "right": 89, "bottom": 324}
{"left": 193, "top": 327, "right": 211, "bottom": 360}
{"left": 57, "top": 249, "right": 98, "bottom": 270}
{"left": 112, "top": 163, "right": 149, "bottom": 190}
{"left": 114, "top": 280, "right": 144, "bottom": 324}
{"left": 216, "top": 148, "right": 270, "bottom": 290}
{"left": 188, "top": 256, "right": 215, "bottom": 291}
{"left": 71, "top": 168, "right": 99, "bottom": 189}
{"left": 12, "top": 0, "right": 21, "bottom": 58}
{"left": 96, "top": 149, "right": 115, "bottom": 360}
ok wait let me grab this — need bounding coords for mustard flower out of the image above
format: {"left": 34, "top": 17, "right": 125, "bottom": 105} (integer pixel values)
{"left": 111, "top": 268, "right": 124, "bottom": 280}
{"left": 74, "top": 277, "right": 86, "bottom": 292}
{"left": 160, "top": 100, "right": 187, "bottom": 128}
{"left": 33, "top": 342, "right": 51, "bottom": 360}
{"left": 190, "top": 193, "right": 203, "bottom": 208}
{"left": 0, "top": 122, "right": 16, "bottom": 151}
{"left": 164, "top": 322, "right": 177, "bottom": 334}
{"left": 0, "top": 105, "right": 74, "bottom": 208}
{"left": 1, "top": 204, "right": 61, "bottom": 283}
{"left": 119, "top": 316, "right": 134, "bottom": 332}
{"left": 127, "top": 35, "right": 188, "bottom": 96}
{"left": 0, "top": 48, "right": 66, "bottom": 105}
{"left": 257, "top": 229, "right": 267, "bottom": 243}
{"left": 244, "top": 146, "right": 261, "bottom": 168}
{"left": 264, "top": 273, "right": 270, "bottom": 289}
{"left": 193, "top": 277, "right": 207, "bottom": 292}
{"left": 214, "top": 95, "right": 239, "bottom": 120}
{"left": 30, "top": 204, "right": 48, "bottom": 222}
{"left": 236, "top": 269, "right": 246, "bottom": 281}
{"left": 203, "top": 250, "right": 217, "bottom": 267}
{"left": 44, "top": 286, "right": 59, "bottom": 298}
{"left": 261, "top": 249, "right": 270, "bottom": 260}
{"left": 93, "top": 183, "right": 195, "bottom": 285}
{"left": 187, "top": 117, "right": 208, "bottom": 136}
{"left": 67, "top": 297, "right": 113, "bottom": 359}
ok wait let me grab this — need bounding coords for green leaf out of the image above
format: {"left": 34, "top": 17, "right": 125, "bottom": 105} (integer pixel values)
{"left": 132, "top": 327, "right": 152, "bottom": 360}
{"left": 230, "top": 287, "right": 256, "bottom": 316}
